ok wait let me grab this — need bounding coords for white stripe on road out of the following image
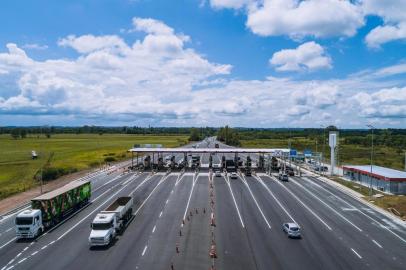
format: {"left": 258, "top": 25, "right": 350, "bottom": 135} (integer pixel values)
{"left": 240, "top": 176, "right": 271, "bottom": 229}
{"left": 372, "top": 239, "right": 383, "bottom": 248}
{"left": 351, "top": 248, "right": 362, "bottom": 259}
{"left": 134, "top": 174, "right": 169, "bottom": 216}
{"left": 291, "top": 179, "right": 363, "bottom": 232}
{"left": 159, "top": 211, "right": 163, "bottom": 218}
{"left": 182, "top": 174, "right": 198, "bottom": 222}
{"left": 152, "top": 225, "right": 156, "bottom": 234}
{"left": 304, "top": 176, "right": 406, "bottom": 244}
{"left": 224, "top": 175, "right": 245, "bottom": 228}
{"left": 255, "top": 176, "right": 298, "bottom": 224}
{"left": 142, "top": 245, "right": 148, "bottom": 256}
{"left": 0, "top": 237, "right": 17, "bottom": 250}
{"left": 266, "top": 175, "right": 332, "bottom": 231}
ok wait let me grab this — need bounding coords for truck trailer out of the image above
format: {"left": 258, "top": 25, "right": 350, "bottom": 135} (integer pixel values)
{"left": 89, "top": 196, "right": 133, "bottom": 247}
{"left": 15, "top": 180, "right": 91, "bottom": 239}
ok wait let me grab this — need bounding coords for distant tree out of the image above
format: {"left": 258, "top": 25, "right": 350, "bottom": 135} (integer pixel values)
{"left": 45, "top": 133, "right": 51, "bottom": 139}
{"left": 11, "top": 129, "right": 20, "bottom": 139}
{"left": 20, "top": 128, "right": 27, "bottom": 138}
{"left": 189, "top": 128, "right": 201, "bottom": 141}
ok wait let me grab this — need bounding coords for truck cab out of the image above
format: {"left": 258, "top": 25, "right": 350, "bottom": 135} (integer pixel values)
{"left": 89, "top": 213, "right": 117, "bottom": 246}
{"left": 15, "top": 209, "right": 43, "bottom": 239}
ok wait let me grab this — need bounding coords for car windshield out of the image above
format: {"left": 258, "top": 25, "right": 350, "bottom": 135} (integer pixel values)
{"left": 92, "top": 222, "right": 112, "bottom": 230}
{"left": 290, "top": 227, "right": 299, "bottom": 231}
{"left": 16, "top": 217, "right": 33, "bottom": 225}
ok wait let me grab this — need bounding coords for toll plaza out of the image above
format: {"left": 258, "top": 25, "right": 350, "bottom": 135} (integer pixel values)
{"left": 127, "top": 147, "right": 290, "bottom": 172}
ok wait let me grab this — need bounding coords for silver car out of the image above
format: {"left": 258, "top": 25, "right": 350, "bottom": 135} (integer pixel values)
{"left": 283, "top": 223, "right": 301, "bottom": 238}
{"left": 230, "top": 172, "right": 238, "bottom": 179}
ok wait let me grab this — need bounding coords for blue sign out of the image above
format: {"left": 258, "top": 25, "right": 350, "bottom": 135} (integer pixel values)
{"left": 304, "top": 149, "right": 312, "bottom": 157}
{"left": 289, "top": 149, "right": 297, "bottom": 157}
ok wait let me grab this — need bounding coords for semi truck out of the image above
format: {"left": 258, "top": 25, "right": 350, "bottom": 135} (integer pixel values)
{"left": 89, "top": 196, "right": 133, "bottom": 247}
{"left": 15, "top": 180, "right": 91, "bottom": 239}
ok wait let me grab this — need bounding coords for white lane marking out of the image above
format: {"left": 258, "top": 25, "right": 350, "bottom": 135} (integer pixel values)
{"left": 134, "top": 174, "right": 170, "bottom": 216}
{"left": 166, "top": 199, "right": 169, "bottom": 205}
{"left": 265, "top": 175, "right": 332, "bottom": 231}
{"left": 31, "top": 251, "right": 38, "bottom": 256}
{"left": 291, "top": 179, "right": 363, "bottom": 232}
{"left": 17, "top": 258, "right": 26, "bottom": 264}
{"left": 5, "top": 228, "right": 13, "bottom": 233}
{"left": 152, "top": 225, "right": 156, "bottom": 234}
{"left": 239, "top": 176, "right": 271, "bottom": 229}
{"left": 22, "top": 247, "right": 28, "bottom": 252}
{"left": 254, "top": 176, "right": 298, "bottom": 224}
{"left": 15, "top": 253, "right": 21, "bottom": 258}
{"left": 182, "top": 174, "right": 198, "bottom": 221}
{"left": 41, "top": 246, "right": 47, "bottom": 250}
{"left": 142, "top": 245, "right": 148, "bottom": 256}
{"left": 372, "top": 239, "right": 383, "bottom": 248}
{"left": 351, "top": 248, "right": 362, "bottom": 259}
{"left": 224, "top": 175, "right": 245, "bottom": 228}
{"left": 159, "top": 211, "right": 163, "bottom": 218}
{"left": 0, "top": 237, "right": 16, "bottom": 250}
{"left": 304, "top": 176, "right": 406, "bottom": 244}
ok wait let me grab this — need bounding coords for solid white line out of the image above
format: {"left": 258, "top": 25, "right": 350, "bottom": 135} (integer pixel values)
{"left": 372, "top": 239, "right": 383, "bottom": 248}
{"left": 0, "top": 237, "right": 16, "bottom": 250}
{"left": 291, "top": 179, "right": 363, "bottom": 232}
{"left": 142, "top": 245, "right": 148, "bottom": 256}
{"left": 134, "top": 175, "right": 169, "bottom": 216}
{"left": 31, "top": 251, "right": 38, "bottom": 256}
{"left": 152, "top": 225, "right": 156, "bottom": 233}
{"left": 351, "top": 248, "right": 362, "bottom": 259}
{"left": 166, "top": 199, "right": 169, "bottom": 205}
{"left": 17, "top": 258, "right": 26, "bottom": 264}
{"left": 305, "top": 176, "right": 406, "bottom": 244}
{"left": 255, "top": 176, "right": 298, "bottom": 224}
{"left": 5, "top": 228, "right": 12, "bottom": 233}
{"left": 41, "top": 246, "right": 47, "bottom": 250}
{"left": 240, "top": 176, "right": 271, "bottom": 229}
{"left": 159, "top": 211, "right": 163, "bottom": 218}
{"left": 225, "top": 176, "right": 245, "bottom": 228}
{"left": 182, "top": 174, "right": 198, "bottom": 221}
{"left": 267, "top": 176, "right": 332, "bottom": 231}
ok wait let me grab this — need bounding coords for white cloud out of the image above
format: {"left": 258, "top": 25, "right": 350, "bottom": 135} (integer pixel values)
{"left": 58, "top": 35, "right": 129, "bottom": 54}
{"left": 22, "top": 43, "right": 48, "bottom": 50}
{"left": 210, "top": 0, "right": 364, "bottom": 39}
{"left": 374, "top": 63, "right": 406, "bottom": 77}
{"left": 270, "top": 41, "right": 332, "bottom": 72}
{"left": 363, "top": 0, "right": 406, "bottom": 48}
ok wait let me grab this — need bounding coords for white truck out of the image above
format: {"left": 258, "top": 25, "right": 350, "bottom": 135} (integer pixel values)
{"left": 89, "top": 196, "right": 133, "bottom": 247}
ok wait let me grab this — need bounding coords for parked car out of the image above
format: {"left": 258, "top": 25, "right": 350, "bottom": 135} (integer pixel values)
{"left": 282, "top": 223, "right": 301, "bottom": 238}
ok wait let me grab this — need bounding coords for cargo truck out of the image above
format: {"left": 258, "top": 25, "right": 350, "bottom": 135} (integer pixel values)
{"left": 15, "top": 180, "right": 91, "bottom": 239}
{"left": 89, "top": 196, "right": 133, "bottom": 247}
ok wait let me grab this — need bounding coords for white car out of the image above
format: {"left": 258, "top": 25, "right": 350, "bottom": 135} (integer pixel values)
{"left": 282, "top": 222, "right": 301, "bottom": 238}
{"left": 215, "top": 171, "right": 222, "bottom": 177}
{"left": 230, "top": 172, "right": 238, "bottom": 179}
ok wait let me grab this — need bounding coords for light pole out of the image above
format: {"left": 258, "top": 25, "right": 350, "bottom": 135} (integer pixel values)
{"left": 321, "top": 125, "right": 326, "bottom": 175}
{"left": 366, "top": 124, "right": 375, "bottom": 199}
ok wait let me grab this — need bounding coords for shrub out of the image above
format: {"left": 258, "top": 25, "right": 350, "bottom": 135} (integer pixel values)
{"left": 104, "top": 156, "right": 116, "bottom": 162}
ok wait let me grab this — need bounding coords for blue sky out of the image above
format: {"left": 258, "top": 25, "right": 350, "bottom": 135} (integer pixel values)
{"left": 0, "top": 0, "right": 406, "bottom": 127}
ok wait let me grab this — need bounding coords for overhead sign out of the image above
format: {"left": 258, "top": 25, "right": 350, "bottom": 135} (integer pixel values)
{"left": 290, "top": 149, "right": 297, "bottom": 157}
{"left": 133, "top": 144, "right": 163, "bottom": 148}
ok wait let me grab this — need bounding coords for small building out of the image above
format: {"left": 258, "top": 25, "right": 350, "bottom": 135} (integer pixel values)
{"left": 342, "top": 165, "right": 406, "bottom": 195}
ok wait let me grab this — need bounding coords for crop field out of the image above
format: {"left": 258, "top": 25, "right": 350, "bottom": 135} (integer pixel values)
{"left": 0, "top": 134, "right": 188, "bottom": 199}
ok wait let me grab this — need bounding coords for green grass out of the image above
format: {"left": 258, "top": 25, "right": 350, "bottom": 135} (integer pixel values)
{"left": 0, "top": 134, "right": 188, "bottom": 199}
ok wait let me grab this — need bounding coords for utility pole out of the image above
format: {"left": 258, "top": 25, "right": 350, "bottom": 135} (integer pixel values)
{"left": 321, "top": 125, "right": 326, "bottom": 176}
{"left": 366, "top": 124, "right": 375, "bottom": 199}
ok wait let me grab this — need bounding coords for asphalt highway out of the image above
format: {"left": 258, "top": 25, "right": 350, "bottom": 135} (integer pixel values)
{"left": 0, "top": 139, "right": 405, "bottom": 270}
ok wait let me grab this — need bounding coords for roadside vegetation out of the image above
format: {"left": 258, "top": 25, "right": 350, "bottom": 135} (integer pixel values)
{"left": 0, "top": 133, "right": 188, "bottom": 200}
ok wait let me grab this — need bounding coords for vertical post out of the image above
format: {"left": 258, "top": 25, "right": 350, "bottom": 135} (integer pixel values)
{"left": 131, "top": 151, "right": 134, "bottom": 169}
{"left": 366, "top": 124, "right": 375, "bottom": 198}
{"left": 404, "top": 151, "right": 406, "bottom": 172}
{"left": 40, "top": 167, "right": 43, "bottom": 194}
{"left": 322, "top": 126, "right": 326, "bottom": 175}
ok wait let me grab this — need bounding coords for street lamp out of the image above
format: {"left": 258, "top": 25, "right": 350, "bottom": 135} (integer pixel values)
{"left": 366, "top": 124, "right": 375, "bottom": 199}
{"left": 320, "top": 125, "right": 326, "bottom": 175}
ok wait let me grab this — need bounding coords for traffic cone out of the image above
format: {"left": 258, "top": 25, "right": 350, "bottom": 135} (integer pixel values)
{"left": 209, "top": 244, "right": 217, "bottom": 258}
{"left": 210, "top": 212, "right": 216, "bottom": 227}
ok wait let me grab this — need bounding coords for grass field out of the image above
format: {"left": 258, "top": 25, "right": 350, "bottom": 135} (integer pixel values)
{"left": 0, "top": 134, "right": 188, "bottom": 200}
{"left": 240, "top": 138, "right": 406, "bottom": 170}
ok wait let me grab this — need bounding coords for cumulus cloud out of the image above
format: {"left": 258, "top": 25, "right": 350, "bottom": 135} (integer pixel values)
{"left": 210, "top": 0, "right": 364, "bottom": 39}
{"left": 22, "top": 43, "right": 48, "bottom": 50}
{"left": 58, "top": 35, "right": 129, "bottom": 54}
{"left": 363, "top": 0, "right": 406, "bottom": 48}
{"left": 270, "top": 41, "right": 332, "bottom": 71}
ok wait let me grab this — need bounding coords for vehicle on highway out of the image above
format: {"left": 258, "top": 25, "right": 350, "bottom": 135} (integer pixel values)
{"left": 282, "top": 222, "right": 301, "bottom": 238}
{"left": 244, "top": 168, "right": 252, "bottom": 176}
{"left": 215, "top": 143, "right": 219, "bottom": 148}
{"left": 215, "top": 170, "right": 222, "bottom": 177}
{"left": 15, "top": 180, "right": 91, "bottom": 239}
{"left": 278, "top": 172, "right": 289, "bottom": 181}
{"left": 230, "top": 172, "right": 238, "bottom": 179}
{"left": 286, "top": 166, "right": 295, "bottom": 176}
{"left": 89, "top": 196, "right": 133, "bottom": 247}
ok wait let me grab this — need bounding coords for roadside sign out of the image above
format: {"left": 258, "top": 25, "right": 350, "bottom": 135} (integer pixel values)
{"left": 304, "top": 149, "right": 312, "bottom": 157}
{"left": 290, "top": 149, "right": 297, "bottom": 157}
